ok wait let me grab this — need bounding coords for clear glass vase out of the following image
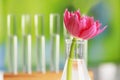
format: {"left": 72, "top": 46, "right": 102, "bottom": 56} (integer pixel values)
{"left": 61, "top": 39, "right": 90, "bottom": 80}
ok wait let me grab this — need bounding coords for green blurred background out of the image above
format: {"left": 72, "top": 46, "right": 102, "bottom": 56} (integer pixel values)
{"left": 0, "top": 0, "right": 120, "bottom": 71}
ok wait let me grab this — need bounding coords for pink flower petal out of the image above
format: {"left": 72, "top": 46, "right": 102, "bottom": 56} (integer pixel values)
{"left": 64, "top": 9, "right": 70, "bottom": 25}
{"left": 95, "top": 20, "right": 101, "bottom": 29}
{"left": 90, "top": 26, "right": 107, "bottom": 38}
{"left": 63, "top": 9, "right": 107, "bottom": 40}
{"left": 86, "top": 17, "right": 94, "bottom": 28}
{"left": 74, "top": 10, "right": 81, "bottom": 21}
{"left": 79, "top": 23, "right": 97, "bottom": 39}
{"left": 66, "top": 16, "right": 80, "bottom": 37}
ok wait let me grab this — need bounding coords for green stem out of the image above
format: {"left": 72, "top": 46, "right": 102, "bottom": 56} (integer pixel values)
{"left": 67, "top": 38, "right": 76, "bottom": 80}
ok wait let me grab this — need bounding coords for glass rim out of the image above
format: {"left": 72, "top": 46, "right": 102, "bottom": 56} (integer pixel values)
{"left": 65, "top": 38, "right": 85, "bottom": 44}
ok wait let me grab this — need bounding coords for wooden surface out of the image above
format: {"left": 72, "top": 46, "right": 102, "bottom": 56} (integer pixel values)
{"left": 4, "top": 71, "right": 94, "bottom": 80}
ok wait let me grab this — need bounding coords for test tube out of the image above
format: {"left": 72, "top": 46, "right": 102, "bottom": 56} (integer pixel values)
{"left": 21, "top": 15, "right": 32, "bottom": 74}
{"left": 34, "top": 14, "right": 46, "bottom": 73}
{"left": 50, "top": 14, "right": 60, "bottom": 73}
{"left": 7, "top": 15, "right": 18, "bottom": 74}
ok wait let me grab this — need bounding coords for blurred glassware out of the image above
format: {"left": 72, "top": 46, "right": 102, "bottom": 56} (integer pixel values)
{"left": 0, "top": 71, "right": 3, "bottom": 80}
{"left": 34, "top": 14, "right": 46, "bottom": 73}
{"left": 98, "top": 63, "right": 117, "bottom": 80}
{"left": 50, "top": 13, "right": 60, "bottom": 73}
{"left": 7, "top": 15, "right": 18, "bottom": 74}
{"left": 21, "top": 15, "right": 32, "bottom": 74}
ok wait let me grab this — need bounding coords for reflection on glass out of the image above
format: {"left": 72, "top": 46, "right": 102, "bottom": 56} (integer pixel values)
{"left": 7, "top": 14, "right": 17, "bottom": 36}
{"left": 34, "top": 14, "right": 44, "bottom": 35}
{"left": 21, "top": 14, "right": 31, "bottom": 35}
{"left": 50, "top": 14, "right": 60, "bottom": 73}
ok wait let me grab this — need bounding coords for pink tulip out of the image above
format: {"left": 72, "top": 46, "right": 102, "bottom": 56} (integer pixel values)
{"left": 64, "top": 9, "right": 107, "bottom": 40}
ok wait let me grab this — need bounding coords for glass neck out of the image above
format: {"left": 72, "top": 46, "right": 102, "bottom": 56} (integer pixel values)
{"left": 65, "top": 39, "right": 85, "bottom": 59}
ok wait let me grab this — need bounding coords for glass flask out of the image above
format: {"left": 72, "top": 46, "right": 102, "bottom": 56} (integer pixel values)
{"left": 61, "top": 39, "right": 90, "bottom": 80}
